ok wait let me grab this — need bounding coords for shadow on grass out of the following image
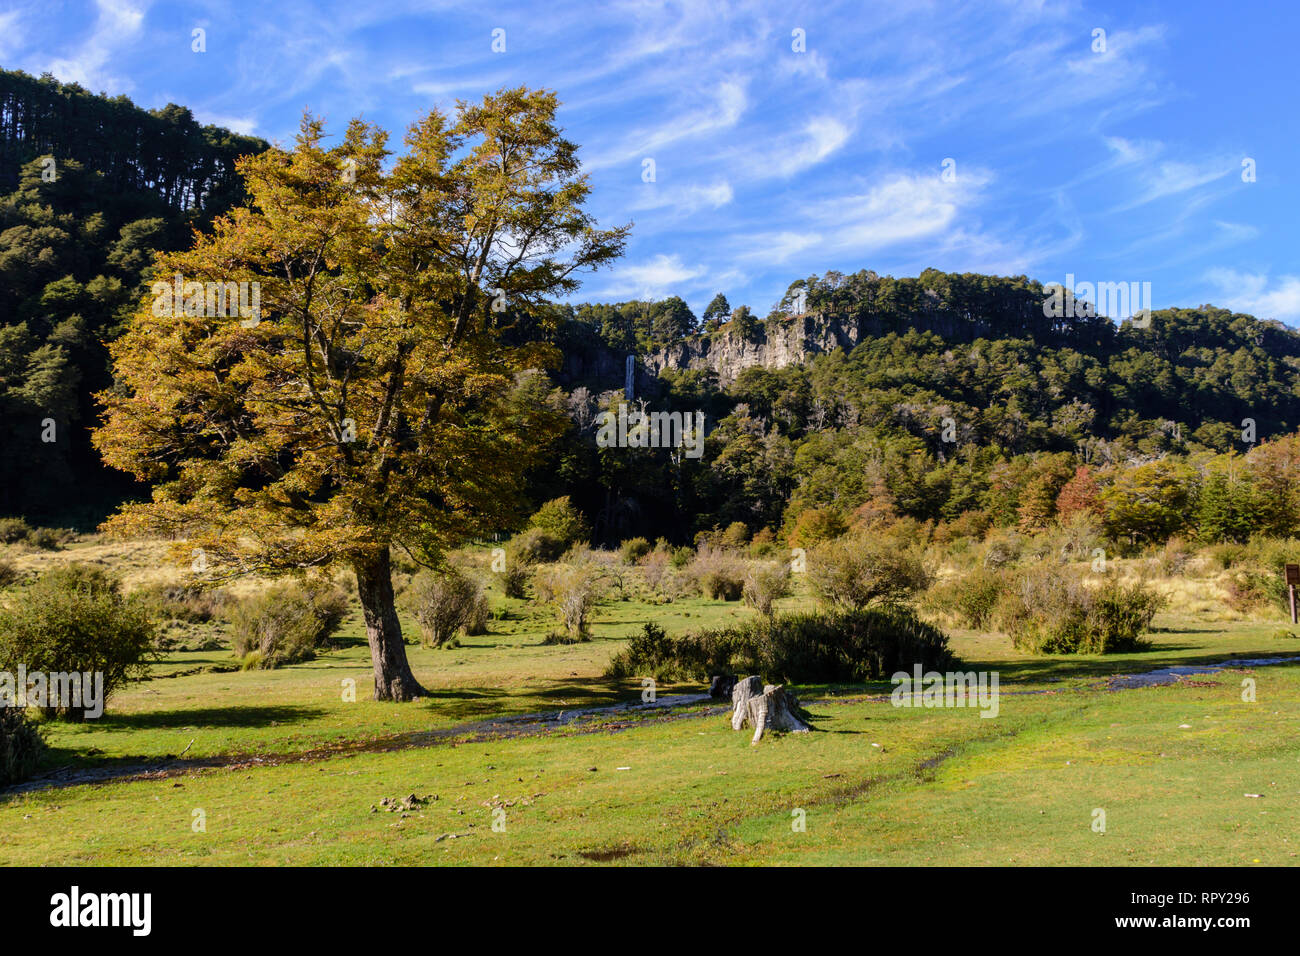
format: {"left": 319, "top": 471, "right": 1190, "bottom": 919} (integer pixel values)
{"left": 975, "top": 644, "right": 1300, "bottom": 683}
{"left": 97, "top": 704, "right": 328, "bottom": 731}
{"left": 422, "top": 679, "right": 631, "bottom": 720}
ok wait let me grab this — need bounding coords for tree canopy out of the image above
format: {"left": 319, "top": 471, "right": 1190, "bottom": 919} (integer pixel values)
{"left": 93, "top": 88, "right": 628, "bottom": 700}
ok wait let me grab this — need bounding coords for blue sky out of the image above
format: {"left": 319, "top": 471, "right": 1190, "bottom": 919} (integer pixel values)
{"left": 3, "top": 0, "right": 1298, "bottom": 322}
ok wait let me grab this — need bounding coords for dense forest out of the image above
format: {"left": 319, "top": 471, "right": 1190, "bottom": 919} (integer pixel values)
{"left": 531, "top": 274, "right": 1300, "bottom": 547}
{"left": 0, "top": 69, "right": 267, "bottom": 519}
{"left": 2, "top": 69, "right": 1299, "bottom": 550}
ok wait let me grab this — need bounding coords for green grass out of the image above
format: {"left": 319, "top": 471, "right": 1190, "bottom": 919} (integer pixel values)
{"left": 3, "top": 662, "right": 1296, "bottom": 865}
{"left": 4, "top": 567, "right": 1300, "bottom": 866}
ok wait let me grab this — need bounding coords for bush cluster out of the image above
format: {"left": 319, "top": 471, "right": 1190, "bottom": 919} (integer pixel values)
{"left": 0, "top": 518, "right": 73, "bottom": 551}
{"left": 994, "top": 569, "right": 1164, "bottom": 654}
{"left": 0, "top": 564, "right": 156, "bottom": 720}
{"left": 403, "top": 567, "right": 489, "bottom": 648}
{"left": 607, "top": 607, "right": 955, "bottom": 684}
{"left": 808, "top": 535, "right": 931, "bottom": 609}
{"left": 229, "top": 579, "right": 348, "bottom": 668}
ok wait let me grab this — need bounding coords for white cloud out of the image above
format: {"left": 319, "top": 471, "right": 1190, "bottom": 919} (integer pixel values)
{"left": 602, "top": 253, "right": 706, "bottom": 298}
{"left": 44, "top": 0, "right": 148, "bottom": 91}
{"left": 1126, "top": 158, "right": 1236, "bottom": 207}
{"left": 631, "top": 180, "right": 734, "bottom": 214}
{"left": 810, "top": 169, "right": 993, "bottom": 253}
{"left": 0, "top": 10, "right": 25, "bottom": 61}
{"left": 194, "top": 113, "right": 259, "bottom": 136}
{"left": 762, "top": 117, "right": 852, "bottom": 178}
{"left": 1204, "top": 269, "right": 1300, "bottom": 322}
{"left": 1103, "top": 136, "right": 1162, "bottom": 166}
{"left": 736, "top": 231, "right": 822, "bottom": 265}
{"left": 585, "top": 79, "right": 748, "bottom": 170}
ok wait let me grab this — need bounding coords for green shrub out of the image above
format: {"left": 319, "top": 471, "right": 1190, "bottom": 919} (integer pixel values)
{"left": 403, "top": 568, "right": 485, "bottom": 647}
{"left": 1157, "top": 536, "right": 1193, "bottom": 576}
{"left": 464, "top": 588, "right": 490, "bottom": 635}
{"left": 742, "top": 561, "right": 790, "bottom": 616}
{"left": 931, "top": 568, "right": 1004, "bottom": 628}
{"left": 718, "top": 521, "right": 749, "bottom": 550}
{"left": 228, "top": 579, "right": 347, "bottom": 667}
{"left": 23, "top": 527, "right": 62, "bottom": 551}
{"left": 669, "top": 545, "right": 694, "bottom": 570}
{"left": 981, "top": 531, "right": 1023, "bottom": 569}
{"left": 533, "top": 562, "right": 606, "bottom": 640}
{"left": 607, "top": 608, "right": 956, "bottom": 684}
{"left": 703, "top": 571, "right": 742, "bottom": 601}
{"left": 1223, "top": 567, "right": 1287, "bottom": 614}
{"left": 636, "top": 549, "right": 681, "bottom": 601}
{"left": 747, "top": 527, "right": 779, "bottom": 558}
{"left": 0, "top": 564, "right": 156, "bottom": 720}
{"left": 688, "top": 547, "right": 745, "bottom": 600}
{"left": 995, "top": 569, "right": 1164, "bottom": 654}
{"left": 610, "top": 622, "right": 676, "bottom": 675}
{"left": 500, "top": 562, "right": 531, "bottom": 599}
{"left": 0, "top": 708, "right": 44, "bottom": 786}
{"left": 133, "top": 581, "right": 230, "bottom": 623}
{"left": 509, "top": 527, "right": 565, "bottom": 564}
{"left": 0, "top": 517, "right": 32, "bottom": 544}
{"left": 809, "top": 536, "right": 931, "bottom": 610}
{"left": 539, "top": 629, "right": 590, "bottom": 645}
{"left": 1208, "top": 542, "right": 1248, "bottom": 570}
{"left": 526, "top": 496, "right": 590, "bottom": 551}
{"left": 620, "top": 537, "right": 652, "bottom": 564}
{"left": 0, "top": 559, "right": 18, "bottom": 588}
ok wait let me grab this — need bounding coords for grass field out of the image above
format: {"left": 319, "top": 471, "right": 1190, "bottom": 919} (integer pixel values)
{"left": 2, "top": 539, "right": 1299, "bottom": 866}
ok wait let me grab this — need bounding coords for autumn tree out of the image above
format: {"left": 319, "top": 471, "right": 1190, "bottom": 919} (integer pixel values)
{"left": 1054, "top": 465, "right": 1104, "bottom": 522}
{"left": 1015, "top": 453, "right": 1076, "bottom": 531}
{"left": 93, "top": 88, "right": 628, "bottom": 700}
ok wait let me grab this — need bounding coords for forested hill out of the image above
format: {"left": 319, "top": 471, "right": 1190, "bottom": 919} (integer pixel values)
{"left": 0, "top": 69, "right": 268, "bottom": 522}
{"left": 0, "top": 69, "right": 266, "bottom": 211}
{"left": 535, "top": 280, "right": 1300, "bottom": 543}
{"left": 552, "top": 271, "right": 1300, "bottom": 448}
{"left": 2, "top": 69, "right": 1299, "bottom": 542}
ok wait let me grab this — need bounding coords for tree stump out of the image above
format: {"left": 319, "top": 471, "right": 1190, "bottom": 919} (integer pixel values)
{"left": 730, "top": 675, "right": 811, "bottom": 744}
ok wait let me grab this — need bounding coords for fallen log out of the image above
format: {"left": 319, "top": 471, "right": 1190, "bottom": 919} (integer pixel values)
{"left": 730, "top": 675, "right": 811, "bottom": 743}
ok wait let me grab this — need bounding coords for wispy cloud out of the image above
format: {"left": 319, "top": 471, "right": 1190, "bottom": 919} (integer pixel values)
{"left": 43, "top": 0, "right": 148, "bottom": 91}
{"left": 809, "top": 168, "right": 994, "bottom": 253}
{"left": 601, "top": 253, "right": 707, "bottom": 298}
{"left": 10, "top": 0, "right": 1287, "bottom": 321}
{"left": 1204, "top": 269, "right": 1300, "bottom": 322}
{"left": 631, "top": 180, "right": 734, "bottom": 214}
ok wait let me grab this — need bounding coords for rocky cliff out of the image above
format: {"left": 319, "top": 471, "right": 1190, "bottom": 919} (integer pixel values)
{"left": 641, "top": 312, "right": 864, "bottom": 386}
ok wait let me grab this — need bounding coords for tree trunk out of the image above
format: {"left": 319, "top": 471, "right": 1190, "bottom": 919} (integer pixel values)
{"left": 353, "top": 547, "right": 427, "bottom": 702}
{"left": 731, "top": 675, "right": 811, "bottom": 744}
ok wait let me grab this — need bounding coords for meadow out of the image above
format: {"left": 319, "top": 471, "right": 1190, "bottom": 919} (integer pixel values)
{"left": 2, "top": 532, "right": 1298, "bottom": 867}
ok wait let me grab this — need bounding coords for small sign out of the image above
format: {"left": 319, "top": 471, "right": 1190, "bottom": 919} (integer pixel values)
{"left": 1286, "top": 564, "right": 1300, "bottom": 587}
